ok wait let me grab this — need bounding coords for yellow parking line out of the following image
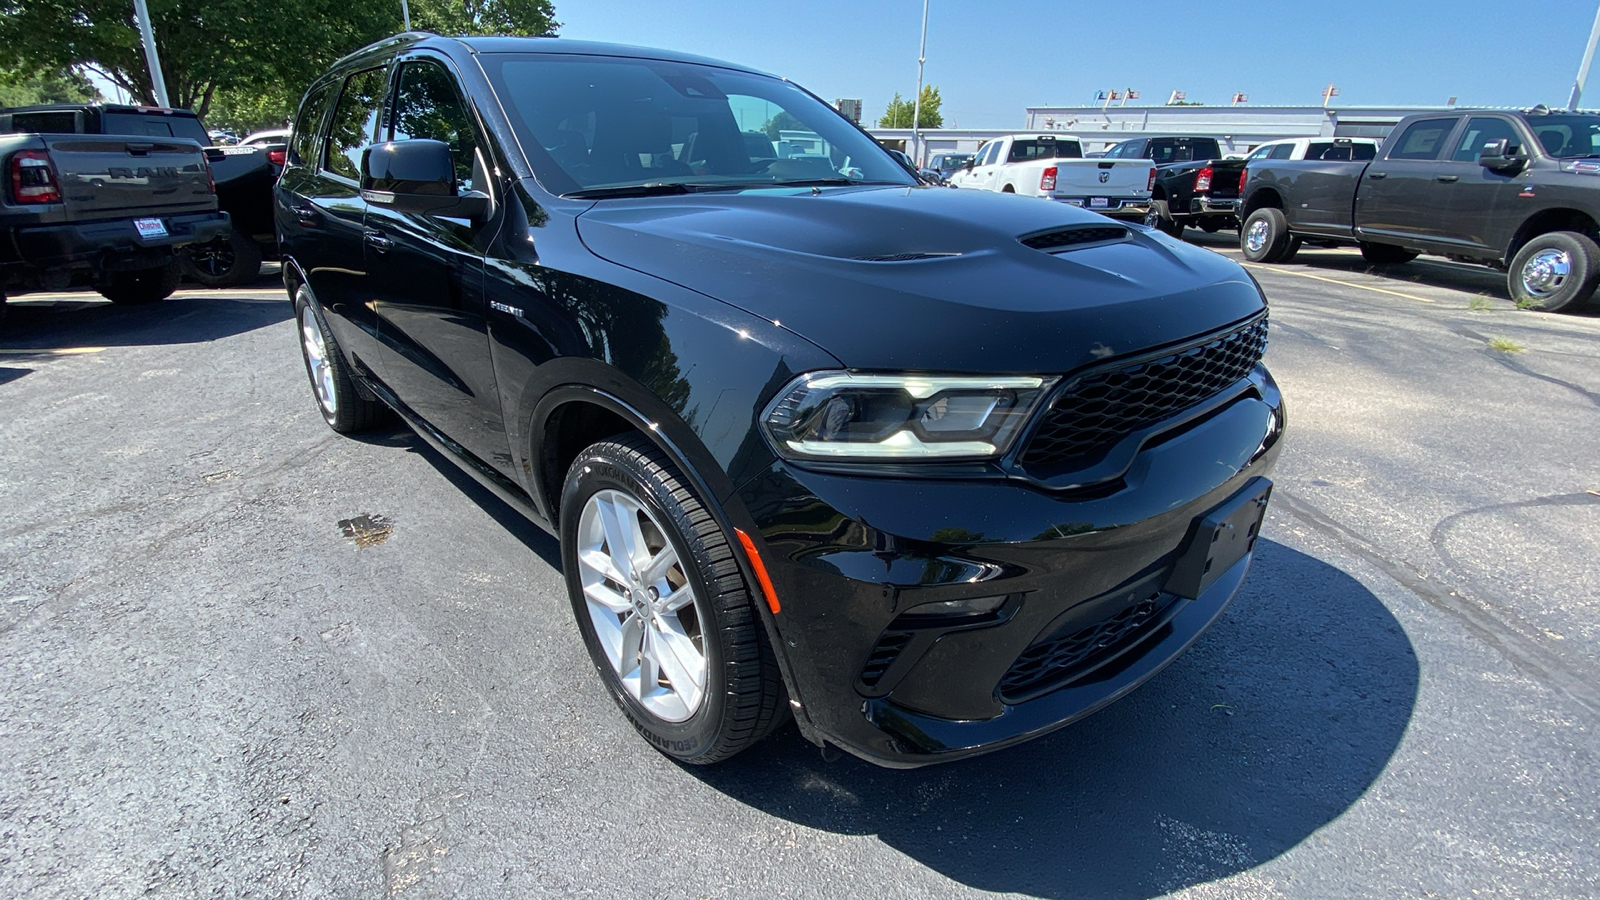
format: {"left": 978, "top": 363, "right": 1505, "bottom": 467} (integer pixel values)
{"left": 0, "top": 347, "right": 105, "bottom": 356}
{"left": 1242, "top": 262, "right": 1436, "bottom": 303}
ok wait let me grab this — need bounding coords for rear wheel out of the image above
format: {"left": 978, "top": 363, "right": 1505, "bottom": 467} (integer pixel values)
{"left": 1241, "top": 208, "right": 1295, "bottom": 263}
{"left": 1144, "top": 200, "right": 1184, "bottom": 237}
{"left": 294, "top": 284, "right": 390, "bottom": 432}
{"left": 561, "top": 434, "right": 787, "bottom": 765}
{"left": 99, "top": 260, "right": 180, "bottom": 304}
{"left": 1359, "top": 242, "right": 1419, "bottom": 266}
{"left": 1508, "top": 231, "right": 1600, "bottom": 313}
{"left": 180, "top": 228, "right": 263, "bottom": 288}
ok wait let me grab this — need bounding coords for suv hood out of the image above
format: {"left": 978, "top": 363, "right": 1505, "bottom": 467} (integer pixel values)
{"left": 574, "top": 185, "right": 1264, "bottom": 373}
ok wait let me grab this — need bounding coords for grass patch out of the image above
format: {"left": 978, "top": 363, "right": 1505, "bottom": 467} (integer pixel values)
{"left": 1514, "top": 295, "right": 1546, "bottom": 310}
{"left": 1488, "top": 336, "right": 1526, "bottom": 353}
{"left": 1467, "top": 295, "right": 1494, "bottom": 311}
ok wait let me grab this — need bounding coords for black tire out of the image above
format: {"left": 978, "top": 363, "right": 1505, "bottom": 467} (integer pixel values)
{"left": 180, "top": 228, "right": 263, "bottom": 288}
{"left": 1507, "top": 231, "right": 1600, "bottom": 313}
{"left": 1240, "top": 207, "right": 1294, "bottom": 263}
{"left": 1144, "top": 200, "right": 1184, "bottom": 237}
{"left": 1199, "top": 219, "right": 1222, "bottom": 234}
{"left": 99, "top": 260, "right": 180, "bottom": 304}
{"left": 293, "top": 283, "right": 390, "bottom": 433}
{"left": 560, "top": 434, "right": 787, "bottom": 765}
{"left": 0, "top": 288, "right": 8, "bottom": 337}
{"left": 1359, "top": 242, "right": 1420, "bottom": 266}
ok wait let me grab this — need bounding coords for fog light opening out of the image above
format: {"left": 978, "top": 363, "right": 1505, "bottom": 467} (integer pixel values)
{"left": 900, "top": 595, "right": 1007, "bottom": 620}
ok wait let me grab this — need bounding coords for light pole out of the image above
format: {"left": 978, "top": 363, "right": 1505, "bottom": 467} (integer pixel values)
{"left": 1568, "top": 2, "right": 1600, "bottom": 109}
{"left": 909, "top": 0, "right": 929, "bottom": 167}
{"left": 131, "top": 0, "right": 170, "bottom": 107}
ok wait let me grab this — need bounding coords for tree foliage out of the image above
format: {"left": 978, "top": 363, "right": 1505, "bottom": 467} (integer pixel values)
{"left": 878, "top": 86, "right": 943, "bottom": 129}
{"left": 0, "top": 67, "right": 101, "bottom": 108}
{"left": 0, "top": 0, "right": 557, "bottom": 131}
{"left": 760, "top": 111, "right": 803, "bottom": 141}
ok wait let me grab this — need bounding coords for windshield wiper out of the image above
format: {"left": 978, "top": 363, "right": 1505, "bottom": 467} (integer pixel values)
{"left": 766, "top": 178, "right": 908, "bottom": 188}
{"left": 564, "top": 182, "right": 694, "bottom": 199}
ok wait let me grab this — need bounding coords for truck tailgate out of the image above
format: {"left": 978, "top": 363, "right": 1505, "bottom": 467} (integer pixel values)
{"left": 42, "top": 136, "right": 215, "bottom": 220}
{"left": 1050, "top": 159, "right": 1152, "bottom": 196}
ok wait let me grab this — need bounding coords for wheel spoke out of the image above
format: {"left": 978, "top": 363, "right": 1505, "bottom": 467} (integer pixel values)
{"left": 652, "top": 620, "right": 705, "bottom": 709}
{"left": 578, "top": 547, "right": 629, "bottom": 591}
{"left": 641, "top": 544, "right": 678, "bottom": 591}
{"left": 658, "top": 584, "right": 694, "bottom": 613}
{"left": 596, "top": 494, "right": 643, "bottom": 574}
{"left": 582, "top": 578, "right": 631, "bottom": 615}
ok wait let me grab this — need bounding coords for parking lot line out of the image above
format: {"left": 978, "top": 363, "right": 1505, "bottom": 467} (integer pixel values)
{"left": 1242, "top": 262, "right": 1437, "bottom": 303}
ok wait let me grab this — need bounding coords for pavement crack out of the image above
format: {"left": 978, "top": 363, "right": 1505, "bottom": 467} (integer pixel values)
{"left": 1447, "top": 323, "right": 1600, "bottom": 408}
{"left": 1275, "top": 489, "right": 1600, "bottom": 723}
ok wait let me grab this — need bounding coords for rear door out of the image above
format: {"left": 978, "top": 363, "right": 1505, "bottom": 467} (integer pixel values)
{"left": 1356, "top": 116, "right": 1462, "bottom": 245}
{"left": 291, "top": 66, "right": 389, "bottom": 366}
{"left": 363, "top": 56, "right": 507, "bottom": 469}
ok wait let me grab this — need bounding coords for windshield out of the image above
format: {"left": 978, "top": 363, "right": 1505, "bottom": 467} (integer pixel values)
{"left": 481, "top": 54, "right": 917, "bottom": 195}
{"left": 933, "top": 153, "right": 972, "bottom": 171}
{"left": 1526, "top": 116, "right": 1600, "bottom": 158}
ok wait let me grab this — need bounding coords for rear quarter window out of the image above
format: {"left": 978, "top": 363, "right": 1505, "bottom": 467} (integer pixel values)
{"left": 290, "top": 81, "right": 336, "bottom": 168}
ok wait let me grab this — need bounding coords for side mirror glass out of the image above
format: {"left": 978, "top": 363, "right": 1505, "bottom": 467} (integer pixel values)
{"left": 361, "top": 139, "right": 488, "bottom": 220}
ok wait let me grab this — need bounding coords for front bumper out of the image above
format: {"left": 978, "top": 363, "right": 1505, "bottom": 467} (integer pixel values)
{"left": 733, "top": 370, "right": 1284, "bottom": 767}
{"left": 5, "top": 210, "right": 231, "bottom": 270}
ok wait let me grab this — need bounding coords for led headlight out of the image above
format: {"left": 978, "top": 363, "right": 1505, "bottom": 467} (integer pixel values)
{"left": 762, "top": 372, "right": 1057, "bottom": 461}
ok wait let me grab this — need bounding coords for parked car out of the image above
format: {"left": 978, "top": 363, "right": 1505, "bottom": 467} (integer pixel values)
{"left": 2, "top": 104, "right": 280, "bottom": 287}
{"left": 0, "top": 126, "right": 229, "bottom": 328}
{"left": 1244, "top": 137, "right": 1379, "bottom": 163}
{"left": 1239, "top": 107, "right": 1600, "bottom": 312}
{"left": 281, "top": 33, "right": 1285, "bottom": 767}
{"left": 885, "top": 147, "right": 940, "bottom": 185}
{"left": 1098, "top": 136, "right": 1244, "bottom": 235}
{"left": 927, "top": 152, "right": 973, "bottom": 180}
{"left": 948, "top": 134, "right": 1156, "bottom": 220}
{"left": 241, "top": 128, "right": 290, "bottom": 147}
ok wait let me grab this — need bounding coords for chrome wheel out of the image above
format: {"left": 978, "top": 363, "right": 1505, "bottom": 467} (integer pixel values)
{"left": 299, "top": 304, "right": 337, "bottom": 417}
{"left": 1520, "top": 248, "right": 1571, "bottom": 298}
{"left": 577, "top": 489, "right": 706, "bottom": 722}
{"left": 1245, "top": 218, "right": 1271, "bottom": 254}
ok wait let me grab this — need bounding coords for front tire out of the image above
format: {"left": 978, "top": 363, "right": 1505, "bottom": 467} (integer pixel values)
{"left": 1359, "top": 242, "right": 1419, "bottom": 266}
{"left": 561, "top": 434, "right": 787, "bottom": 765}
{"left": 99, "top": 260, "right": 180, "bottom": 304}
{"left": 180, "top": 229, "right": 263, "bottom": 288}
{"left": 294, "top": 284, "right": 389, "bottom": 433}
{"left": 1508, "top": 231, "right": 1600, "bottom": 313}
{"left": 1240, "top": 208, "right": 1295, "bottom": 263}
{"left": 1144, "top": 200, "right": 1184, "bottom": 238}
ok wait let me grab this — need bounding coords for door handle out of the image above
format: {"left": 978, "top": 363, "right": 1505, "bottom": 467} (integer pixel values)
{"left": 1435, "top": 174, "right": 1460, "bottom": 183}
{"left": 364, "top": 231, "right": 394, "bottom": 253}
{"left": 291, "top": 203, "right": 319, "bottom": 225}
{"left": 1367, "top": 172, "right": 1388, "bottom": 180}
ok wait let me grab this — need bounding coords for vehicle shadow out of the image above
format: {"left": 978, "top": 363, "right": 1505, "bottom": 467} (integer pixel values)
{"left": 0, "top": 366, "right": 30, "bottom": 386}
{"left": 687, "top": 538, "right": 1417, "bottom": 899}
{"left": 1, "top": 277, "right": 290, "bottom": 350}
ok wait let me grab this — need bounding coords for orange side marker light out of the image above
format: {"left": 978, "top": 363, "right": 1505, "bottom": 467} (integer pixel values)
{"left": 735, "top": 528, "right": 782, "bottom": 614}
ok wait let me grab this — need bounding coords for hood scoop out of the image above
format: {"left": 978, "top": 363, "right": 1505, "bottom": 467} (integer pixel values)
{"left": 1020, "top": 225, "right": 1130, "bottom": 253}
{"left": 854, "top": 251, "right": 963, "bottom": 262}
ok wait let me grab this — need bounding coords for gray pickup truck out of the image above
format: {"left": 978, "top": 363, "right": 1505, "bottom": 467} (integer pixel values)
{"left": 1239, "top": 107, "right": 1600, "bottom": 312}
{"left": 0, "top": 130, "right": 229, "bottom": 327}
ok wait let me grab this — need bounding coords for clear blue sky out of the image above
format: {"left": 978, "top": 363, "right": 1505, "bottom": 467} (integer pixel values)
{"left": 558, "top": 0, "right": 1600, "bottom": 128}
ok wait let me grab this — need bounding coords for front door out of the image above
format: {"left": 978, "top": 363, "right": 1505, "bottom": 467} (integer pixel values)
{"left": 1438, "top": 116, "right": 1527, "bottom": 256}
{"left": 363, "top": 57, "right": 509, "bottom": 472}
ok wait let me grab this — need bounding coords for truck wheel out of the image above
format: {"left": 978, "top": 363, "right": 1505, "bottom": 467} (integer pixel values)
{"left": 1508, "top": 231, "right": 1600, "bottom": 313}
{"left": 180, "top": 229, "right": 263, "bottom": 288}
{"left": 1359, "top": 242, "right": 1419, "bottom": 266}
{"left": 99, "top": 260, "right": 181, "bottom": 304}
{"left": 560, "top": 433, "right": 788, "bottom": 765}
{"left": 1144, "top": 201, "right": 1184, "bottom": 238}
{"left": 294, "top": 284, "right": 390, "bottom": 432}
{"left": 1241, "top": 208, "right": 1294, "bottom": 263}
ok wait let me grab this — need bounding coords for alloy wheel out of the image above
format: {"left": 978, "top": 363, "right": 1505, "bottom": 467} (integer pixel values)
{"left": 299, "top": 305, "right": 337, "bottom": 416}
{"left": 1245, "top": 218, "right": 1271, "bottom": 254}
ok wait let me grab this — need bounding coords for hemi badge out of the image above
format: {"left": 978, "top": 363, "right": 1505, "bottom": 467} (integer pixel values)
{"left": 490, "top": 300, "right": 522, "bottom": 317}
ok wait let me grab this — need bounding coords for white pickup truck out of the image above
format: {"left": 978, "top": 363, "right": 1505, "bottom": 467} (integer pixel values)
{"left": 947, "top": 133, "right": 1156, "bottom": 220}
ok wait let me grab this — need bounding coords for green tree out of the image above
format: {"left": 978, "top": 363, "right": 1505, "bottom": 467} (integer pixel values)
{"left": 760, "top": 111, "right": 803, "bottom": 141}
{"left": 0, "top": 67, "right": 100, "bottom": 108}
{"left": 877, "top": 85, "right": 943, "bottom": 128}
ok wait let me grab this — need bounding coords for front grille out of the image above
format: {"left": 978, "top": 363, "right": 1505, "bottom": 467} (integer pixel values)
{"left": 998, "top": 592, "right": 1176, "bottom": 701}
{"left": 859, "top": 632, "right": 913, "bottom": 687}
{"left": 1021, "top": 226, "right": 1129, "bottom": 251}
{"left": 1019, "top": 315, "right": 1268, "bottom": 473}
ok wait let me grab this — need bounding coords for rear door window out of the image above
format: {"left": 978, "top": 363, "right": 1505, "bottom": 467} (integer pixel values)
{"left": 1451, "top": 117, "right": 1522, "bottom": 161}
{"left": 323, "top": 67, "right": 389, "bottom": 181}
{"left": 1386, "top": 118, "right": 1458, "bottom": 160}
{"left": 389, "top": 60, "right": 482, "bottom": 191}
{"left": 1270, "top": 143, "right": 1294, "bottom": 159}
{"left": 290, "top": 81, "right": 336, "bottom": 168}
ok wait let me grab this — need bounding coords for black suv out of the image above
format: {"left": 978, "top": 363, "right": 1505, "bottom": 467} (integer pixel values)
{"left": 279, "top": 33, "right": 1286, "bottom": 767}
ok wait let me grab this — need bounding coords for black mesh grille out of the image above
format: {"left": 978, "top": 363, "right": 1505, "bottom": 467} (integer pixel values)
{"left": 1020, "top": 226, "right": 1129, "bottom": 251}
{"left": 998, "top": 592, "right": 1175, "bottom": 701}
{"left": 859, "top": 632, "right": 913, "bottom": 686}
{"left": 1020, "top": 315, "right": 1268, "bottom": 472}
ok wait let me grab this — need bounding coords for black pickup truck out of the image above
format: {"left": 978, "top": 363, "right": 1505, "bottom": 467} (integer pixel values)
{"left": 1239, "top": 107, "right": 1600, "bottom": 312}
{"left": 1102, "top": 136, "right": 1244, "bottom": 236}
{"left": 0, "top": 129, "right": 228, "bottom": 327}
{"left": 2, "top": 104, "right": 282, "bottom": 287}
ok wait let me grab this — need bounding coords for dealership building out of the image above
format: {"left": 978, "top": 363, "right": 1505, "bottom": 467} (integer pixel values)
{"left": 869, "top": 103, "right": 1465, "bottom": 163}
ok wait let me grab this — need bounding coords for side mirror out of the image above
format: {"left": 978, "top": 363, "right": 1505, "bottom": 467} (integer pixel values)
{"left": 1478, "top": 138, "right": 1528, "bottom": 172}
{"left": 362, "top": 139, "right": 488, "bottom": 221}
{"left": 965, "top": 158, "right": 975, "bottom": 171}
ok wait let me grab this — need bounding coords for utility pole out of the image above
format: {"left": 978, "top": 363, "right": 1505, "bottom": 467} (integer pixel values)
{"left": 1568, "top": 2, "right": 1600, "bottom": 109}
{"left": 131, "top": 0, "right": 170, "bottom": 107}
{"left": 910, "top": 0, "right": 929, "bottom": 167}
{"left": 401, "top": 0, "right": 411, "bottom": 30}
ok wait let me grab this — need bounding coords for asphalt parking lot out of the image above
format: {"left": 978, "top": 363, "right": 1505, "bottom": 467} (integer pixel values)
{"left": 2, "top": 242, "right": 1598, "bottom": 899}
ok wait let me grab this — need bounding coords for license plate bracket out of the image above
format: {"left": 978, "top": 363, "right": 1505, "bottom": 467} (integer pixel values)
{"left": 1088, "top": 197, "right": 1110, "bottom": 209}
{"left": 1165, "top": 478, "right": 1272, "bottom": 600}
{"left": 134, "top": 217, "right": 168, "bottom": 240}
